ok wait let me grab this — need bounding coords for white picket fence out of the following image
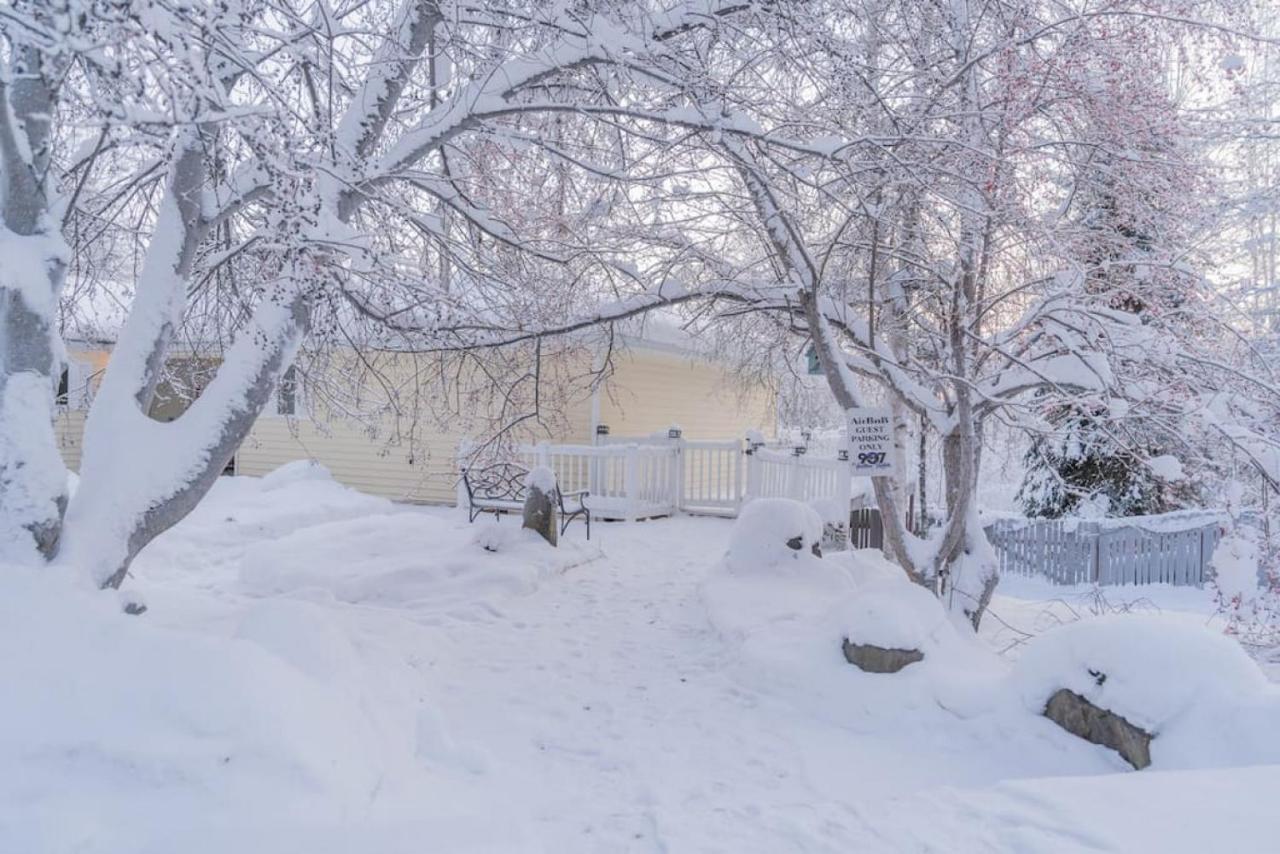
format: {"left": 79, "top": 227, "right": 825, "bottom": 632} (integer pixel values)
{"left": 984, "top": 516, "right": 1225, "bottom": 587}
{"left": 518, "top": 438, "right": 850, "bottom": 520}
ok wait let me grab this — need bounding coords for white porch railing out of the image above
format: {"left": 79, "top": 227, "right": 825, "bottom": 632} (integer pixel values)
{"left": 743, "top": 448, "right": 852, "bottom": 506}
{"left": 521, "top": 443, "right": 680, "bottom": 521}
{"left": 517, "top": 438, "right": 850, "bottom": 520}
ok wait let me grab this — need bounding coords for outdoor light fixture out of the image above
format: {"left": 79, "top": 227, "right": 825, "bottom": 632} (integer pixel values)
{"left": 838, "top": 449, "right": 849, "bottom": 461}
{"left": 792, "top": 446, "right": 807, "bottom": 457}
{"left": 668, "top": 427, "right": 682, "bottom": 439}
{"left": 595, "top": 424, "right": 610, "bottom": 435}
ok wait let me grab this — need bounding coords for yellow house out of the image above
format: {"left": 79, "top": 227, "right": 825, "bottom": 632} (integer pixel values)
{"left": 55, "top": 334, "right": 778, "bottom": 506}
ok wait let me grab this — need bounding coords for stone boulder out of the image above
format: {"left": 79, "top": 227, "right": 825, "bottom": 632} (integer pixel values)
{"left": 522, "top": 467, "right": 558, "bottom": 547}
{"left": 1043, "top": 687, "right": 1153, "bottom": 770}
{"left": 841, "top": 639, "right": 924, "bottom": 673}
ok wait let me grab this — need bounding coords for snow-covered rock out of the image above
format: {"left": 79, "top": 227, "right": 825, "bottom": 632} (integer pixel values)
{"left": 1014, "top": 615, "right": 1280, "bottom": 769}
{"left": 838, "top": 578, "right": 957, "bottom": 656}
{"left": 521, "top": 466, "right": 558, "bottom": 546}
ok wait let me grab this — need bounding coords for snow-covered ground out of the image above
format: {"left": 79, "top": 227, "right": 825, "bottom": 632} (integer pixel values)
{"left": 3, "top": 466, "right": 1278, "bottom": 853}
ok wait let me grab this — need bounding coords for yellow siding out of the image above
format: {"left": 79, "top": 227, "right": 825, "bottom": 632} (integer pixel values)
{"left": 51, "top": 343, "right": 776, "bottom": 505}
{"left": 599, "top": 348, "right": 776, "bottom": 441}
{"left": 55, "top": 410, "right": 87, "bottom": 472}
{"left": 236, "top": 417, "right": 469, "bottom": 503}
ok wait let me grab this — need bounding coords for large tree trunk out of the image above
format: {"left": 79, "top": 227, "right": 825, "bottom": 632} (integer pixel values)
{"left": 52, "top": 0, "right": 444, "bottom": 588}
{"left": 56, "top": 280, "right": 309, "bottom": 587}
{"left": 0, "top": 48, "right": 69, "bottom": 563}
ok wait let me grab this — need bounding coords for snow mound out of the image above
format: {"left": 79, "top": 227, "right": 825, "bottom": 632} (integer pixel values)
{"left": 706, "top": 500, "right": 854, "bottom": 641}
{"left": 0, "top": 570, "right": 394, "bottom": 833}
{"left": 1014, "top": 615, "right": 1280, "bottom": 769}
{"left": 846, "top": 547, "right": 909, "bottom": 586}
{"left": 838, "top": 578, "right": 957, "bottom": 653}
{"left": 473, "top": 522, "right": 550, "bottom": 553}
{"left": 260, "top": 458, "right": 336, "bottom": 489}
{"left": 144, "top": 464, "right": 394, "bottom": 559}
{"left": 727, "top": 498, "right": 823, "bottom": 572}
{"left": 808, "top": 497, "right": 846, "bottom": 526}
{"left": 240, "top": 513, "right": 596, "bottom": 608}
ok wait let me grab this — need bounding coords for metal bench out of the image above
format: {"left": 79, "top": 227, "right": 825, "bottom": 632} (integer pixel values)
{"left": 461, "top": 461, "right": 591, "bottom": 539}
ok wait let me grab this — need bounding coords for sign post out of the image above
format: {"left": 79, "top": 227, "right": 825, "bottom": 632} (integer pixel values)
{"left": 847, "top": 408, "right": 896, "bottom": 477}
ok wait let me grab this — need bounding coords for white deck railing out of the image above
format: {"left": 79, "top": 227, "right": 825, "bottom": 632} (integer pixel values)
{"left": 517, "top": 438, "right": 850, "bottom": 520}
{"left": 743, "top": 448, "right": 851, "bottom": 506}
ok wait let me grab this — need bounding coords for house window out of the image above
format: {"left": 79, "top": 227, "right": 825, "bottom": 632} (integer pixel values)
{"left": 55, "top": 360, "right": 93, "bottom": 410}
{"left": 56, "top": 367, "right": 70, "bottom": 406}
{"left": 805, "top": 345, "right": 821, "bottom": 375}
{"left": 277, "top": 365, "right": 297, "bottom": 416}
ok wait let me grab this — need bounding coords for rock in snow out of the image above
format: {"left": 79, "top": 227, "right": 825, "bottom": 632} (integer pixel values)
{"left": 1043, "top": 688, "right": 1153, "bottom": 770}
{"left": 1015, "top": 614, "right": 1280, "bottom": 769}
{"left": 841, "top": 640, "right": 924, "bottom": 673}
{"left": 522, "top": 467, "right": 558, "bottom": 547}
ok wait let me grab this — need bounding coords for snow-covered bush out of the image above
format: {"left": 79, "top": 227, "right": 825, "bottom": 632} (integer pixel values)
{"left": 705, "top": 499, "right": 853, "bottom": 640}
{"left": 1014, "top": 615, "right": 1280, "bottom": 769}
{"left": 1211, "top": 524, "right": 1280, "bottom": 649}
{"left": 727, "top": 498, "right": 824, "bottom": 570}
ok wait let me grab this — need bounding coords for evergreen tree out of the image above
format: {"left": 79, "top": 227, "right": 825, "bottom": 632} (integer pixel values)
{"left": 1018, "top": 404, "right": 1164, "bottom": 519}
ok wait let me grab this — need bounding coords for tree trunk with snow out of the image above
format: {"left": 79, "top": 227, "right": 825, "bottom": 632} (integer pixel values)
{"left": 0, "top": 45, "right": 69, "bottom": 563}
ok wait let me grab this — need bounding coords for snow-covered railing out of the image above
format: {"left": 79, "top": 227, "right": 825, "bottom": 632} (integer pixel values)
{"left": 744, "top": 448, "right": 852, "bottom": 507}
{"left": 984, "top": 515, "right": 1226, "bottom": 587}
{"left": 679, "top": 439, "right": 746, "bottom": 515}
{"left": 516, "top": 437, "right": 850, "bottom": 521}
{"left": 523, "top": 443, "right": 679, "bottom": 522}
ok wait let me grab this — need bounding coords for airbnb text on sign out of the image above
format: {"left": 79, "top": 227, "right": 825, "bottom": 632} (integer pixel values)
{"left": 847, "top": 409, "right": 895, "bottom": 476}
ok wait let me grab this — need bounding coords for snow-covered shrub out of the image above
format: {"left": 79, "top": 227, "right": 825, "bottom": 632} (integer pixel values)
{"left": 1211, "top": 524, "right": 1280, "bottom": 649}
{"left": 727, "top": 498, "right": 824, "bottom": 570}
{"left": 705, "top": 499, "right": 853, "bottom": 640}
{"left": 1014, "top": 615, "right": 1280, "bottom": 768}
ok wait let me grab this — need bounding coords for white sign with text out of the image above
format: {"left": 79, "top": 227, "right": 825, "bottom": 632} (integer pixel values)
{"left": 847, "top": 408, "right": 896, "bottom": 476}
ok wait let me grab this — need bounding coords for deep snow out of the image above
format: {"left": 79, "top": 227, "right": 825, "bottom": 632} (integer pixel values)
{"left": 2, "top": 468, "right": 1278, "bottom": 853}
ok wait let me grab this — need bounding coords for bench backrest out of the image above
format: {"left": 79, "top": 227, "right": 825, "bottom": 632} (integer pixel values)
{"left": 464, "top": 461, "right": 533, "bottom": 503}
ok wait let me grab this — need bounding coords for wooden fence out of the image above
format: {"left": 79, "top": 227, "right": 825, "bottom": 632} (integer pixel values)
{"left": 983, "top": 518, "right": 1224, "bottom": 587}
{"left": 843, "top": 511, "right": 1223, "bottom": 588}
{"left": 850, "top": 508, "right": 885, "bottom": 550}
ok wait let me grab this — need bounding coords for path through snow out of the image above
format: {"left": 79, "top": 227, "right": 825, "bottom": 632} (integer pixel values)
{"left": 11, "top": 471, "right": 1275, "bottom": 854}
